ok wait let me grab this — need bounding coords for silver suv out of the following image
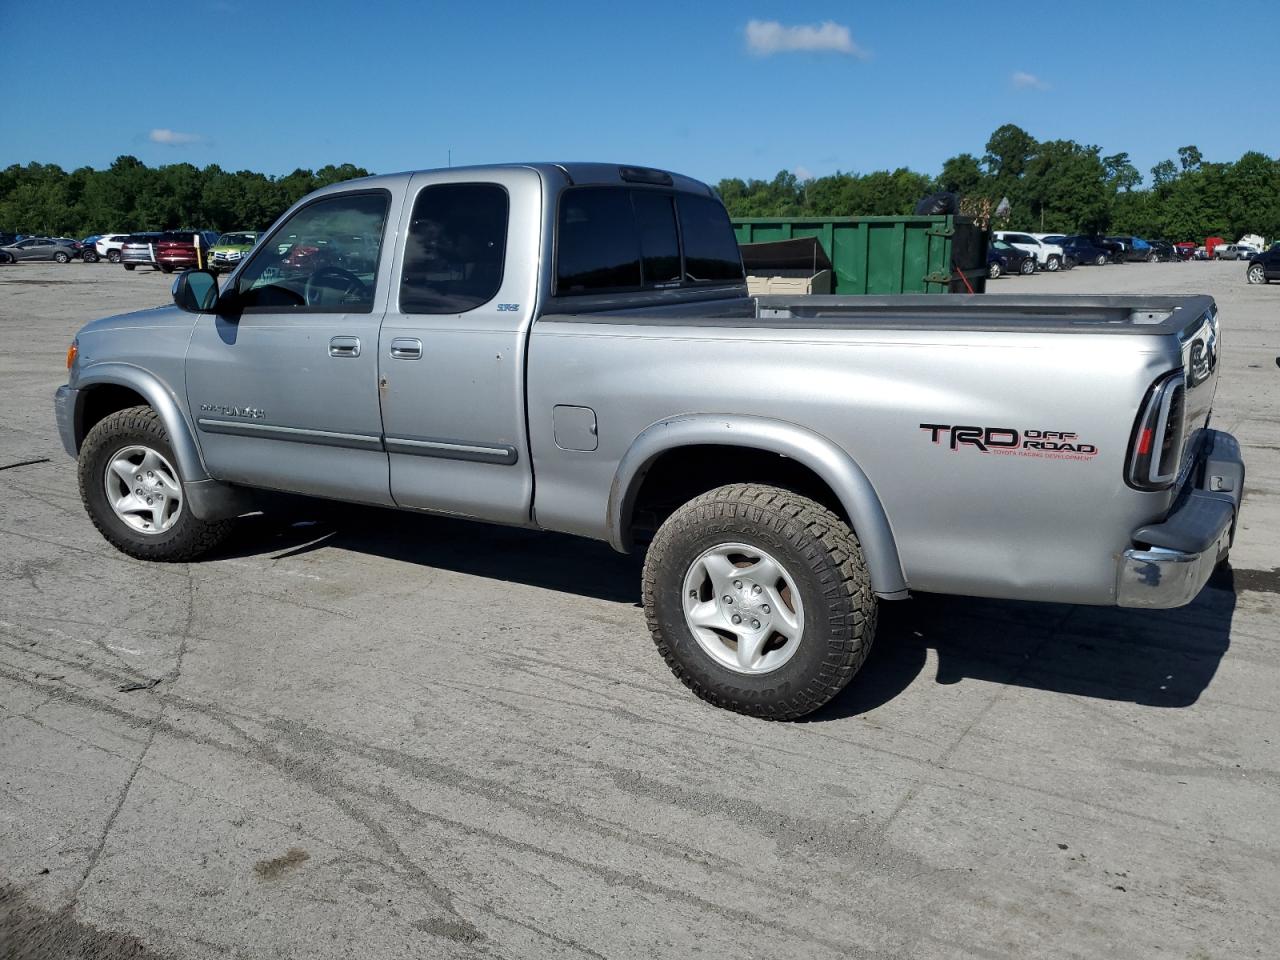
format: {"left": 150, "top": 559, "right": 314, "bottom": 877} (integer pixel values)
{"left": 119, "top": 234, "right": 163, "bottom": 271}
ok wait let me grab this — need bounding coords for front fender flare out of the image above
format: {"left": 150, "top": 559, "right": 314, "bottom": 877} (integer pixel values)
{"left": 73, "top": 362, "right": 210, "bottom": 483}
{"left": 607, "top": 414, "right": 908, "bottom": 598}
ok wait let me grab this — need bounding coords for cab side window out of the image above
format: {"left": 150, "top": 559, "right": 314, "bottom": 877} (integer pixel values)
{"left": 400, "top": 183, "right": 509, "bottom": 314}
{"left": 236, "top": 192, "right": 389, "bottom": 313}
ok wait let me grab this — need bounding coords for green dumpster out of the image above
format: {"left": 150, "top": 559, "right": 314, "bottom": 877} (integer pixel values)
{"left": 732, "top": 215, "right": 989, "bottom": 295}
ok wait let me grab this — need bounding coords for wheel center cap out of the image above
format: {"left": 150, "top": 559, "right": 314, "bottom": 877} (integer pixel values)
{"left": 731, "top": 581, "right": 771, "bottom": 629}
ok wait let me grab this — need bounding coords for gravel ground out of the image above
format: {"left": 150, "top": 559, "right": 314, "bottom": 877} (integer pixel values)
{"left": 1, "top": 258, "right": 1277, "bottom": 959}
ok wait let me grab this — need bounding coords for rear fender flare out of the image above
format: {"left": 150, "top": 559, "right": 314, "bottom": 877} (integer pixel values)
{"left": 608, "top": 414, "right": 908, "bottom": 598}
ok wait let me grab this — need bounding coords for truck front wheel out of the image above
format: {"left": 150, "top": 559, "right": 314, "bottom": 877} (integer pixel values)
{"left": 78, "top": 405, "right": 232, "bottom": 561}
{"left": 643, "top": 483, "right": 876, "bottom": 720}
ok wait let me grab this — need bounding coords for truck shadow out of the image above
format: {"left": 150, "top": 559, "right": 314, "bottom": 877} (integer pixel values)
{"left": 813, "top": 566, "right": 1238, "bottom": 720}
{"left": 217, "top": 503, "right": 1238, "bottom": 716}
{"left": 217, "top": 503, "right": 645, "bottom": 605}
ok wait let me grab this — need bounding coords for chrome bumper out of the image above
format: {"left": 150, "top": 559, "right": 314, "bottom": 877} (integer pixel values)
{"left": 1117, "top": 430, "right": 1243, "bottom": 608}
{"left": 54, "top": 384, "right": 79, "bottom": 458}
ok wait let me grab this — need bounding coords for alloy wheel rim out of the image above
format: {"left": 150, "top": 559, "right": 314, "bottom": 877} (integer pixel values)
{"left": 681, "top": 542, "right": 805, "bottom": 675}
{"left": 103, "top": 445, "right": 183, "bottom": 535}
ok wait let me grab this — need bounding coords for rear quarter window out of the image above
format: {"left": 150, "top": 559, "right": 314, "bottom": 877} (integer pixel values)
{"left": 400, "top": 182, "right": 509, "bottom": 314}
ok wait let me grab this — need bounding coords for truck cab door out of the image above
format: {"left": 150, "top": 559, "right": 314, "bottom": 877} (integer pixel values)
{"left": 378, "top": 168, "right": 542, "bottom": 524}
{"left": 184, "top": 188, "right": 397, "bottom": 505}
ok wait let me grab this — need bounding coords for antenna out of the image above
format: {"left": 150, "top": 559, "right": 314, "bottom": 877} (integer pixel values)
{"left": 448, "top": 149, "right": 452, "bottom": 168}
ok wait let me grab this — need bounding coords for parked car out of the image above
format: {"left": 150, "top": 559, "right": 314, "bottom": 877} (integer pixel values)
{"left": 0, "top": 236, "right": 79, "bottom": 263}
{"left": 1193, "top": 246, "right": 1209, "bottom": 260}
{"left": 1102, "top": 236, "right": 1150, "bottom": 262}
{"left": 1246, "top": 243, "right": 1280, "bottom": 284}
{"left": 993, "top": 231, "right": 1067, "bottom": 271}
{"left": 1174, "top": 242, "right": 1197, "bottom": 261}
{"left": 1214, "top": 244, "right": 1253, "bottom": 261}
{"left": 208, "top": 231, "right": 259, "bottom": 272}
{"left": 1146, "top": 241, "right": 1177, "bottom": 262}
{"left": 119, "top": 233, "right": 164, "bottom": 271}
{"left": 1057, "top": 236, "right": 1114, "bottom": 266}
{"left": 988, "top": 240, "right": 1036, "bottom": 278}
{"left": 93, "top": 234, "right": 131, "bottom": 264}
{"left": 155, "top": 231, "right": 219, "bottom": 273}
{"left": 51, "top": 162, "right": 1243, "bottom": 719}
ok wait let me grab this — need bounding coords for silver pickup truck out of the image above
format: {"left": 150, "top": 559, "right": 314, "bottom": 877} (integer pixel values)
{"left": 53, "top": 163, "right": 1244, "bottom": 719}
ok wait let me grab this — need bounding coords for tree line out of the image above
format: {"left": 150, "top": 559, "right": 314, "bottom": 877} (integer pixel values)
{"left": 719, "top": 124, "right": 1280, "bottom": 242}
{"left": 3, "top": 125, "right": 1277, "bottom": 242}
{"left": 0, "top": 156, "right": 371, "bottom": 236}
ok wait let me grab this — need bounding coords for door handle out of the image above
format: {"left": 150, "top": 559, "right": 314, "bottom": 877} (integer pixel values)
{"left": 329, "top": 336, "right": 361, "bottom": 358}
{"left": 389, "top": 338, "right": 422, "bottom": 360}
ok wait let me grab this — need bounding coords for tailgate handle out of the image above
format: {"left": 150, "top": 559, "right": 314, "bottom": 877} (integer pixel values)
{"left": 389, "top": 338, "right": 423, "bottom": 360}
{"left": 329, "top": 336, "right": 361, "bottom": 358}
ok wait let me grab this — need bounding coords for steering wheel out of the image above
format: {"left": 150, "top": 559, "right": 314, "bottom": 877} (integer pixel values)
{"left": 304, "top": 267, "right": 368, "bottom": 306}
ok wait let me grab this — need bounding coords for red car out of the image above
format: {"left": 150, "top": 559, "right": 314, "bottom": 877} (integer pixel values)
{"left": 155, "top": 231, "right": 219, "bottom": 274}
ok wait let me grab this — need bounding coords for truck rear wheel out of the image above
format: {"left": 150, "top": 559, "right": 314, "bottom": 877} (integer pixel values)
{"left": 78, "top": 406, "right": 232, "bottom": 561}
{"left": 643, "top": 483, "right": 876, "bottom": 720}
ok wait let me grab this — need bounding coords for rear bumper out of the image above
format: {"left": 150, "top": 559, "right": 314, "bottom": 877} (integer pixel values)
{"left": 1117, "top": 430, "right": 1243, "bottom": 608}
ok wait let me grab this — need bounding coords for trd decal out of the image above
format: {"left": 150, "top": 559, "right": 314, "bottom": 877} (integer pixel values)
{"left": 920, "top": 424, "right": 1098, "bottom": 459}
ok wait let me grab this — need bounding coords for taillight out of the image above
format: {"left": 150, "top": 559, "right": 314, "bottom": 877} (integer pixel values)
{"left": 1127, "top": 371, "right": 1186, "bottom": 490}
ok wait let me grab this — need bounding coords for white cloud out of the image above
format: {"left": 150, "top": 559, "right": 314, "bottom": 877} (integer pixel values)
{"left": 745, "top": 20, "right": 868, "bottom": 58}
{"left": 1011, "top": 71, "right": 1048, "bottom": 90}
{"left": 148, "top": 128, "right": 206, "bottom": 146}
{"left": 794, "top": 166, "right": 814, "bottom": 181}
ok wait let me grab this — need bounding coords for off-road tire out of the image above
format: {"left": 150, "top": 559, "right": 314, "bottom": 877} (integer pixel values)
{"left": 643, "top": 483, "right": 877, "bottom": 720}
{"left": 78, "top": 405, "right": 232, "bottom": 561}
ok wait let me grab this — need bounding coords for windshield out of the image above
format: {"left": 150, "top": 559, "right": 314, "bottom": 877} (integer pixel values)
{"left": 217, "top": 232, "right": 257, "bottom": 246}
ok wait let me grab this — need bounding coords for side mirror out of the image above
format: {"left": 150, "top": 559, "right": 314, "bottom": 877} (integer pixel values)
{"left": 172, "top": 269, "right": 219, "bottom": 313}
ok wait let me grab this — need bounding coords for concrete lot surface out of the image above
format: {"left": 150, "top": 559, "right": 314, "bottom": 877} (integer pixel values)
{"left": 1, "top": 259, "right": 1277, "bottom": 959}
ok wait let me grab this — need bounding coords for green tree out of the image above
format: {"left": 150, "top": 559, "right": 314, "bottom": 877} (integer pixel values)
{"left": 983, "top": 124, "right": 1037, "bottom": 179}
{"left": 937, "top": 153, "right": 987, "bottom": 196}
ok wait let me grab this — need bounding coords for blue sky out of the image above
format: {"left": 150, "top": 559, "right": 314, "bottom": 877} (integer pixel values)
{"left": 2, "top": 1, "right": 1272, "bottom": 186}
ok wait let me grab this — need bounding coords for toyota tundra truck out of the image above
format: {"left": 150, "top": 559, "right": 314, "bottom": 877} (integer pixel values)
{"left": 53, "top": 162, "right": 1244, "bottom": 719}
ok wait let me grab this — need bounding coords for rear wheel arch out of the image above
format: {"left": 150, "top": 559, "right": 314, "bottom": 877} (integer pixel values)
{"left": 609, "top": 415, "right": 908, "bottom": 598}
